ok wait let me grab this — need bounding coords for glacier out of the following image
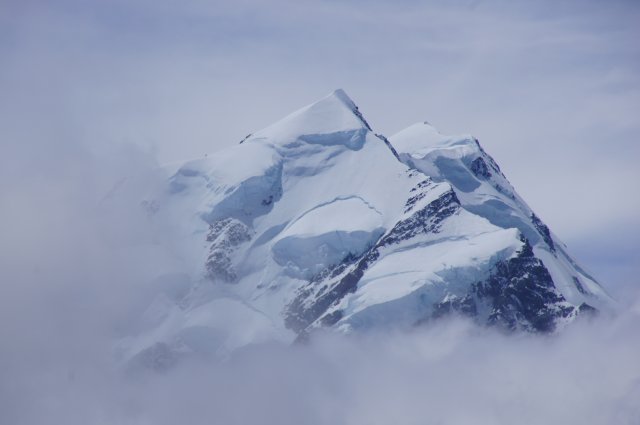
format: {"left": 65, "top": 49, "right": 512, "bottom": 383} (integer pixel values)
{"left": 116, "top": 89, "right": 614, "bottom": 369}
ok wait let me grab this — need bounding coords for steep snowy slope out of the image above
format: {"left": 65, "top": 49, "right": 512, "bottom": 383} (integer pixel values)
{"left": 118, "top": 90, "right": 613, "bottom": 368}
{"left": 392, "top": 123, "right": 612, "bottom": 312}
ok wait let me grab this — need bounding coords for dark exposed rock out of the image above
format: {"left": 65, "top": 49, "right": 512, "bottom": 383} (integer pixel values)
{"left": 375, "top": 133, "right": 401, "bottom": 160}
{"left": 205, "top": 218, "right": 251, "bottom": 283}
{"left": 285, "top": 190, "right": 594, "bottom": 335}
{"left": 470, "top": 156, "right": 492, "bottom": 179}
{"left": 472, "top": 237, "right": 572, "bottom": 332}
{"left": 206, "top": 251, "right": 236, "bottom": 282}
{"left": 285, "top": 249, "right": 379, "bottom": 332}
{"left": 531, "top": 213, "right": 556, "bottom": 252}
{"left": 207, "top": 218, "right": 250, "bottom": 244}
{"left": 473, "top": 138, "right": 504, "bottom": 177}
{"left": 413, "top": 238, "right": 600, "bottom": 333}
{"left": 350, "top": 104, "right": 372, "bottom": 131}
{"left": 239, "top": 133, "right": 252, "bottom": 144}
{"left": 381, "top": 189, "right": 460, "bottom": 247}
{"left": 404, "top": 179, "right": 433, "bottom": 212}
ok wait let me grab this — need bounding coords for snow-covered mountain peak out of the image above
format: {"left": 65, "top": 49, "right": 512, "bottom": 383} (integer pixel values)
{"left": 244, "top": 89, "right": 372, "bottom": 148}
{"left": 120, "top": 91, "right": 614, "bottom": 369}
{"left": 331, "top": 88, "right": 359, "bottom": 111}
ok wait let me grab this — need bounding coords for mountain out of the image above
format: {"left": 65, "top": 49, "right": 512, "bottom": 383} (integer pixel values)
{"left": 117, "top": 89, "right": 613, "bottom": 369}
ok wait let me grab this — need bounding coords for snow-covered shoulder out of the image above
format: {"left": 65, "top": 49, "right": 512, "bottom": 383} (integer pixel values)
{"left": 391, "top": 121, "right": 476, "bottom": 158}
{"left": 390, "top": 121, "right": 615, "bottom": 313}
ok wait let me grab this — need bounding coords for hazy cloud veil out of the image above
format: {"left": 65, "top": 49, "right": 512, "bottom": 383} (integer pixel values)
{"left": 1, "top": 0, "right": 639, "bottom": 424}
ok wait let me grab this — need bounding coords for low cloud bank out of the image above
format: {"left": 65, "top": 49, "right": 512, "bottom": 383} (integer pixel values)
{"left": 2, "top": 309, "right": 640, "bottom": 425}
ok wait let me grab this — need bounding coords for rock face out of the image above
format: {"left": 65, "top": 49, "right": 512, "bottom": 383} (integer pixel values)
{"left": 205, "top": 218, "right": 252, "bottom": 282}
{"left": 473, "top": 237, "right": 573, "bottom": 332}
{"left": 117, "top": 89, "right": 614, "bottom": 367}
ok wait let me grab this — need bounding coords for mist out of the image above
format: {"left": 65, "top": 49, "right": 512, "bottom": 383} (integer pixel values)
{"left": 1, "top": 0, "right": 639, "bottom": 423}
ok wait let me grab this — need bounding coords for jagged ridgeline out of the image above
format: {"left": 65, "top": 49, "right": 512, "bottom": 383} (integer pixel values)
{"left": 120, "top": 89, "right": 613, "bottom": 369}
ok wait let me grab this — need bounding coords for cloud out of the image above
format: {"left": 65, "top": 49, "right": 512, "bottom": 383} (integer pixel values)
{"left": 2, "top": 306, "right": 640, "bottom": 424}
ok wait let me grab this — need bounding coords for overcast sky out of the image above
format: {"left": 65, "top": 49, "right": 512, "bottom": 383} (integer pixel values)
{"left": 3, "top": 0, "right": 638, "bottom": 297}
